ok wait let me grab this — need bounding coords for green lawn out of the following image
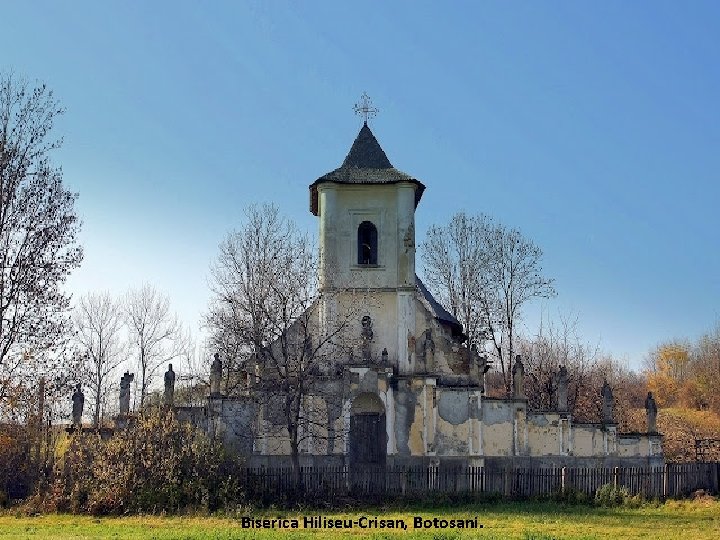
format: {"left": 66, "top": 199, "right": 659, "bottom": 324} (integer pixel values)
{"left": 1, "top": 500, "right": 718, "bottom": 539}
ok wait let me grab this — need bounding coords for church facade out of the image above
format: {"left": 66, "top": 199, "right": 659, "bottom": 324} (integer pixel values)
{"left": 206, "top": 121, "right": 663, "bottom": 469}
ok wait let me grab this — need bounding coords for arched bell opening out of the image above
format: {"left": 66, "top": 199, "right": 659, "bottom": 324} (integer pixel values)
{"left": 357, "top": 221, "right": 378, "bottom": 265}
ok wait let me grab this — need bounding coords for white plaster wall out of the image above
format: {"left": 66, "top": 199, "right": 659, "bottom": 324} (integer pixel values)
{"left": 317, "top": 182, "right": 420, "bottom": 371}
{"left": 435, "top": 417, "right": 471, "bottom": 456}
{"left": 407, "top": 379, "right": 427, "bottom": 455}
{"left": 573, "top": 427, "right": 604, "bottom": 456}
{"left": 481, "top": 402, "right": 514, "bottom": 456}
{"left": 336, "top": 293, "right": 399, "bottom": 364}
{"left": 396, "top": 183, "right": 416, "bottom": 288}
{"left": 618, "top": 438, "right": 644, "bottom": 457}
{"left": 318, "top": 184, "right": 406, "bottom": 290}
{"left": 397, "top": 291, "right": 416, "bottom": 374}
{"left": 526, "top": 413, "right": 561, "bottom": 456}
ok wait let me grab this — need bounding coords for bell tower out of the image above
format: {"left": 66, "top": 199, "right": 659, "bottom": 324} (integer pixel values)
{"left": 309, "top": 101, "right": 425, "bottom": 374}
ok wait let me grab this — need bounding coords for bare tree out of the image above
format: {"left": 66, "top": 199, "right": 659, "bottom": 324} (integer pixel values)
{"left": 74, "top": 292, "right": 125, "bottom": 427}
{"left": 207, "top": 204, "right": 357, "bottom": 479}
{"left": 0, "top": 73, "right": 83, "bottom": 406}
{"left": 482, "top": 222, "right": 556, "bottom": 395}
{"left": 421, "top": 212, "right": 555, "bottom": 396}
{"left": 124, "top": 284, "right": 184, "bottom": 409}
{"left": 518, "top": 313, "right": 600, "bottom": 411}
{"left": 204, "top": 305, "right": 252, "bottom": 397}
{"left": 421, "top": 213, "right": 489, "bottom": 348}
{"left": 174, "top": 336, "right": 210, "bottom": 408}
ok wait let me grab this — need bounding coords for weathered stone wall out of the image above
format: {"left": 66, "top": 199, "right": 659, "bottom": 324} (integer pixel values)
{"left": 435, "top": 389, "right": 472, "bottom": 456}
{"left": 333, "top": 292, "right": 399, "bottom": 365}
{"left": 413, "top": 306, "right": 466, "bottom": 376}
{"left": 208, "top": 397, "right": 256, "bottom": 455}
{"left": 175, "top": 406, "right": 207, "bottom": 430}
{"left": 481, "top": 400, "right": 515, "bottom": 456}
{"left": 527, "top": 412, "right": 562, "bottom": 456}
{"left": 207, "top": 371, "right": 662, "bottom": 466}
{"left": 392, "top": 378, "right": 417, "bottom": 456}
{"left": 573, "top": 425, "right": 606, "bottom": 456}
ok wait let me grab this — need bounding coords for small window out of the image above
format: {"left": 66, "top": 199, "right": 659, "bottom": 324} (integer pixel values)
{"left": 357, "top": 221, "right": 378, "bottom": 265}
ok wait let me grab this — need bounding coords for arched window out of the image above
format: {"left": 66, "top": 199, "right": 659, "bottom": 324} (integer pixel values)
{"left": 357, "top": 221, "right": 378, "bottom": 265}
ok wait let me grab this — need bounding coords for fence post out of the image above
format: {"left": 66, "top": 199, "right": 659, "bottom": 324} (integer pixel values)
{"left": 663, "top": 464, "right": 669, "bottom": 500}
{"left": 504, "top": 466, "right": 512, "bottom": 498}
{"left": 561, "top": 467, "right": 566, "bottom": 493}
{"left": 613, "top": 467, "right": 619, "bottom": 489}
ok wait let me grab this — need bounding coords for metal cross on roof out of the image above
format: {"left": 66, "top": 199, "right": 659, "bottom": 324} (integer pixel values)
{"left": 353, "top": 92, "right": 378, "bottom": 124}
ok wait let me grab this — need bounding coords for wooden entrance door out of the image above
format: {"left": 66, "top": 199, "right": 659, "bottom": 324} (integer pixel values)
{"left": 349, "top": 412, "right": 386, "bottom": 466}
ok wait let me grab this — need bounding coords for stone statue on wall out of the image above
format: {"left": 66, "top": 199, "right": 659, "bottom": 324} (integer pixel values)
{"left": 422, "top": 329, "right": 435, "bottom": 362}
{"left": 71, "top": 383, "right": 84, "bottom": 427}
{"left": 645, "top": 391, "right": 658, "bottom": 433}
{"left": 403, "top": 222, "right": 415, "bottom": 252}
{"left": 360, "top": 315, "right": 373, "bottom": 361}
{"left": 556, "top": 365, "right": 568, "bottom": 412}
{"left": 601, "top": 380, "right": 614, "bottom": 423}
{"left": 481, "top": 355, "right": 492, "bottom": 374}
{"left": 210, "top": 352, "right": 222, "bottom": 397}
{"left": 512, "top": 355, "right": 525, "bottom": 398}
{"left": 472, "top": 346, "right": 492, "bottom": 394}
{"left": 164, "top": 364, "right": 176, "bottom": 407}
{"left": 407, "top": 331, "right": 416, "bottom": 364}
{"left": 478, "top": 356, "right": 488, "bottom": 394}
{"left": 119, "top": 372, "right": 134, "bottom": 416}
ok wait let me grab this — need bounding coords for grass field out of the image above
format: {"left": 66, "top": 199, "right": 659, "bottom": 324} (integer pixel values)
{"left": 1, "top": 500, "right": 718, "bottom": 540}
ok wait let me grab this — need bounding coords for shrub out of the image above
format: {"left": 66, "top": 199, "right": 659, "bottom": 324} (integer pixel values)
{"left": 0, "top": 425, "right": 33, "bottom": 502}
{"left": 551, "top": 487, "right": 590, "bottom": 505}
{"left": 44, "top": 409, "right": 241, "bottom": 514}
{"left": 594, "top": 483, "right": 638, "bottom": 508}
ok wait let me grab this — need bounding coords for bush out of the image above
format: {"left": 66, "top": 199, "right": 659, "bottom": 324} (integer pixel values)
{"left": 550, "top": 487, "right": 590, "bottom": 505}
{"left": 0, "top": 425, "right": 33, "bottom": 502}
{"left": 595, "top": 483, "right": 626, "bottom": 507}
{"left": 594, "top": 483, "right": 643, "bottom": 508}
{"left": 41, "top": 409, "right": 241, "bottom": 514}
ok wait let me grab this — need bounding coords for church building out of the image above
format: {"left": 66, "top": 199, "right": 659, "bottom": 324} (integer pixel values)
{"left": 206, "top": 111, "right": 663, "bottom": 469}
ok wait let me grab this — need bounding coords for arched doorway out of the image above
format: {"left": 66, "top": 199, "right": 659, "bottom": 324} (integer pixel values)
{"left": 349, "top": 392, "right": 386, "bottom": 466}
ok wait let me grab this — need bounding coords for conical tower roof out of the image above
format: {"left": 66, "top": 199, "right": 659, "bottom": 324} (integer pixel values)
{"left": 341, "top": 122, "right": 393, "bottom": 169}
{"left": 309, "top": 123, "right": 425, "bottom": 215}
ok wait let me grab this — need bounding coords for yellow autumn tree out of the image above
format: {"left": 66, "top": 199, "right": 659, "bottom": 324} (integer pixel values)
{"left": 645, "top": 342, "right": 691, "bottom": 407}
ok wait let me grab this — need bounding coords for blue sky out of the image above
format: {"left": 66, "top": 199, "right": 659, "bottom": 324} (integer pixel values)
{"left": 3, "top": 1, "right": 719, "bottom": 370}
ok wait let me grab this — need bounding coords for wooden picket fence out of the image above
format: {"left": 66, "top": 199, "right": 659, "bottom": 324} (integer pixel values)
{"left": 236, "top": 463, "right": 720, "bottom": 501}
